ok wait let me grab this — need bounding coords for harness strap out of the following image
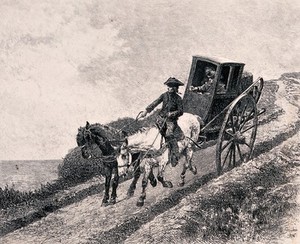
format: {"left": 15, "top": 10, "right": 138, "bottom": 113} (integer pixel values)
{"left": 118, "top": 164, "right": 129, "bottom": 168}
{"left": 94, "top": 154, "right": 117, "bottom": 164}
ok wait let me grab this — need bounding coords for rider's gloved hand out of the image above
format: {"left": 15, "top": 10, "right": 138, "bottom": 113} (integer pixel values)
{"left": 190, "top": 86, "right": 204, "bottom": 94}
{"left": 189, "top": 86, "right": 197, "bottom": 92}
{"left": 140, "top": 110, "right": 148, "bottom": 118}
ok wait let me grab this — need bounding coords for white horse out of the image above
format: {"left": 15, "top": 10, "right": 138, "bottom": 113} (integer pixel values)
{"left": 117, "top": 112, "right": 202, "bottom": 207}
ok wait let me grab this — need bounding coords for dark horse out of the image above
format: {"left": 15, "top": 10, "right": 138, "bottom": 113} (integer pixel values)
{"left": 76, "top": 121, "right": 126, "bottom": 206}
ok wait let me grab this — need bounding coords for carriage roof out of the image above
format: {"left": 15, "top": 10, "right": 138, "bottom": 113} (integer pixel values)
{"left": 192, "top": 55, "right": 245, "bottom": 66}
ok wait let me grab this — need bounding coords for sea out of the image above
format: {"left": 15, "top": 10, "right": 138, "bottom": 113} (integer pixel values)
{"left": 0, "top": 160, "right": 62, "bottom": 192}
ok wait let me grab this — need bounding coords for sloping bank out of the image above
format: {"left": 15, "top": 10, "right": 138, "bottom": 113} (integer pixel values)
{"left": 124, "top": 130, "right": 300, "bottom": 244}
{"left": 123, "top": 73, "right": 300, "bottom": 243}
{"left": 65, "top": 73, "right": 300, "bottom": 243}
{"left": 79, "top": 73, "right": 300, "bottom": 243}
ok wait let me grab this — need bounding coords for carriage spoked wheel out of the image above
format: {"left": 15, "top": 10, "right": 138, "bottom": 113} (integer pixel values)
{"left": 216, "top": 94, "right": 258, "bottom": 175}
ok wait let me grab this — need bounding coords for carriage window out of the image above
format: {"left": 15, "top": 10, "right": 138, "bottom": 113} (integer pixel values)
{"left": 217, "top": 66, "right": 230, "bottom": 93}
{"left": 230, "top": 66, "right": 241, "bottom": 90}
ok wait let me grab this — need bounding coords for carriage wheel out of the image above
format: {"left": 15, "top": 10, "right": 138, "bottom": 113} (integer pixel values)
{"left": 216, "top": 94, "right": 258, "bottom": 175}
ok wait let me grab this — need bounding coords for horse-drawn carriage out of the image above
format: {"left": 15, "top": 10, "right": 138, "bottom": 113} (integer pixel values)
{"left": 183, "top": 55, "right": 264, "bottom": 175}
{"left": 76, "top": 55, "right": 265, "bottom": 206}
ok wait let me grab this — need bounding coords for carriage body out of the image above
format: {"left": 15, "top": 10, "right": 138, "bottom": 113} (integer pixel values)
{"left": 183, "top": 55, "right": 265, "bottom": 174}
{"left": 183, "top": 56, "right": 253, "bottom": 138}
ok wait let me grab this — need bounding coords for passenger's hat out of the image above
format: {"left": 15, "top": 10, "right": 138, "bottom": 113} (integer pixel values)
{"left": 164, "top": 77, "right": 184, "bottom": 87}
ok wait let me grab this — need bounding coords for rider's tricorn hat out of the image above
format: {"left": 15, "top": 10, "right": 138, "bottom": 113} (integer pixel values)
{"left": 164, "top": 77, "right": 184, "bottom": 87}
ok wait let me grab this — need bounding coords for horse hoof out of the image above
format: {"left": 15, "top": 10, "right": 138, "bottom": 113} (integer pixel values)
{"left": 163, "top": 181, "right": 173, "bottom": 188}
{"left": 136, "top": 198, "right": 145, "bottom": 207}
{"left": 101, "top": 201, "right": 109, "bottom": 207}
{"left": 170, "top": 159, "right": 179, "bottom": 167}
{"left": 178, "top": 181, "right": 185, "bottom": 187}
{"left": 109, "top": 198, "right": 116, "bottom": 205}
{"left": 191, "top": 166, "right": 197, "bottom": 175}
{"left": 150, "top": 178, "right": 157, "bottom": 187}
{"left": 126, "top": 191, "right": 134, "bottom": 199}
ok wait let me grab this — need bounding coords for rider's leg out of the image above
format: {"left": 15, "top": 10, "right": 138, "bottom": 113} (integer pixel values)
{"left": 165, "top": 122, "right": 180, "bottom": 167}
{"left": 156, "top": 117, "right": 167, "bottom": 149}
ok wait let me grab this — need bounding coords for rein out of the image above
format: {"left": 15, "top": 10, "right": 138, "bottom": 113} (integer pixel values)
{"left": 82, "top": 113, "right": 168, "bottom": 173}
{"left": 82, "top": 144, "right": 117, "bottom": 163}
{"left": 85, "top": 150, "right": 132, "bottom": 169}
{"left": 116, "top": 111, "right": 144, "bottom": 134}
{"left": 102, "top": 111, "right": 144, "bottom": 145}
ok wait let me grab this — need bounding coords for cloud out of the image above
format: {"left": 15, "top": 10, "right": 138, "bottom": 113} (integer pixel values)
{"left": 0, "top": 0, "right": 299, "bottom": 159}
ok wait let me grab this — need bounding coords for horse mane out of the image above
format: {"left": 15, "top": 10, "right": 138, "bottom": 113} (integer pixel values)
{"left": 76, "top": 122, "right": 126, "bottom": 147}
{"left": 89, "top": 123, "right": 111, "bottom": 139}
{"left": 76, "top": 126, "right": 86, "bottom": 146}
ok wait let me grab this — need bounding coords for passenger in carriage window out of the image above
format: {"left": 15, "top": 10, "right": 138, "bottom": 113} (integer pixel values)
{"left": 190, "top": 66, "right": 227, "bottom": 94}
{"left": 189, "top": 66, "right": 216, "bottom": 94}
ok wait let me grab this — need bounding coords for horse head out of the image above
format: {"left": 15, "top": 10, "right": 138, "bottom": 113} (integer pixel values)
{"left": 76, "top": 123, "right": 100, "bottom": 159}
{"left": 77, "top": 121, "right": 119, "bottom": 159}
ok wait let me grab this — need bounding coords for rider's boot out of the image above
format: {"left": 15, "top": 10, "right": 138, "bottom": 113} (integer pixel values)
{"left": 166, "top": 136, "right": 179, "bottom": 167}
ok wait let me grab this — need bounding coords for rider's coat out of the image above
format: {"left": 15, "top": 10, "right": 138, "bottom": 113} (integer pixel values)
{"left": 145, "top": 91, "right": 183, "bottom": 122}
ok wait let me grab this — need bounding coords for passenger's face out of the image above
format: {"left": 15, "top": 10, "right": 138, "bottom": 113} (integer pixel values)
{"left": 205, "top": 69, "right": 215, "bottom": 78}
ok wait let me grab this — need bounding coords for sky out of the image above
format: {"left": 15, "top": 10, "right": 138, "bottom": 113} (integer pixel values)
{"left": 0, "top": 0, "right": 299, "bottom": 160}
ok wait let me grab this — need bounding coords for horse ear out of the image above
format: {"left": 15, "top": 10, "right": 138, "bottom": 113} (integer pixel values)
{"left": 86, "top": 121, "right": 90, "bottom": 128}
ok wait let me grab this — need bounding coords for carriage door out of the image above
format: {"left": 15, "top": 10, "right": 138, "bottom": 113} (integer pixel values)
{"left": 183, "top": 60, "right": 218, "bottom": 123}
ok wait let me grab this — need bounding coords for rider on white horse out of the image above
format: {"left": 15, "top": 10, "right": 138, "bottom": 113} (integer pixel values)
{"left": 140, "top": 77, "right": 184, "bottom": 167}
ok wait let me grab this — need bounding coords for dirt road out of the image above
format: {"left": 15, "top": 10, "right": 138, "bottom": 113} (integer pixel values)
{"left": 0, "top": 146, "right": 217, "bottom": 243}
